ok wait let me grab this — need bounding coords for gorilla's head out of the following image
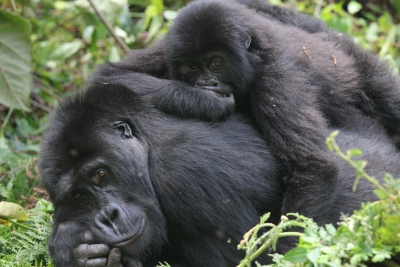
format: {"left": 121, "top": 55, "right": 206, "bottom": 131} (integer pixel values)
{"left": 39, "top": 83, "right": 167, "bottom": 263}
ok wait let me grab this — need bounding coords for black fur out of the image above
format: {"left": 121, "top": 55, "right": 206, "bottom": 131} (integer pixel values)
{"left": 39, "top": 72, "right": 400, "bottom": 266}
{"left": 160, "top": 0, "right": 400, "bottom": 220}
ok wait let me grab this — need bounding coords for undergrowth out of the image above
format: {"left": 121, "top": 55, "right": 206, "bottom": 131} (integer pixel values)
{"left": 0, "top": 200, "right": 54, "bottom": 267}
{"left": 237, "top": 131, "right": 400, "bottom": 267}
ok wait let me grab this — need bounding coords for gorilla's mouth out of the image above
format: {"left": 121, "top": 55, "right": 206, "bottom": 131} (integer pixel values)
{"left": 216, "top": 93, "right": 232, "bottom": 98}
{"left": 204, "top": 88, "right": 234, "bottom": 101}
{"left": 112, "top": 215, "right": 146, "bottom": 247}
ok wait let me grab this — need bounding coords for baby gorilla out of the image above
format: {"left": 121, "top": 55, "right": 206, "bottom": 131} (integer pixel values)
{"left": 158, "top": 0, "right": 400, "bottom": 219}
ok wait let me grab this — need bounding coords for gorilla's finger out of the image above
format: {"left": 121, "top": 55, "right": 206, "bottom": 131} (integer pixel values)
{"left": 77, "top": 258, "right": 107, "bottom": 267}
{"left": 106, "top": 248, "right": 123, "bottom": 267}
{"left": 75, "top": 243, "right": 111, "bottom": 259}
{"left": 80, "top": 231, "right": 95, "bottom": 243}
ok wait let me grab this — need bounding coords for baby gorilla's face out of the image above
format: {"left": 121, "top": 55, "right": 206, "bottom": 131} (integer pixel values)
{"left": 176, "top": 51, "right": 235, "bottom": 104}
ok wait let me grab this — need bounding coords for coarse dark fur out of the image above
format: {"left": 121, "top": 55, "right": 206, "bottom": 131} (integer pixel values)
{"left": 234, "top": 0, "right": 329, "bottom": 33}
{"left": 39, "top": 72, "right": 400, "bottom": 266}
{"left": 95, "top": 0, "right": 400, "bottom": 224}
{"left": 161, "top": 0, "right": 400, "bottom": 220}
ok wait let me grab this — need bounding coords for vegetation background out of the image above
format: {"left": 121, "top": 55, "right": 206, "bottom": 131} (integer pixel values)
{"left": 0, "top": 0, "right": 399, "bottom": 266}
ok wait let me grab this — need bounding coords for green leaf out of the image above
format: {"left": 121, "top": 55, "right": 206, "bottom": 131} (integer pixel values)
{"left": 371, "top": 250, "right": 391, "bottom": 262}
{"left": 319, "top": 227, "right": 327, "bottom": 238}
{"left": 283, "top": 247, "right": 308, "bottom": 263}
{"left": 108, "top": 46, "right": 121, "bottom": 63}
{"left": 365, "top": 22, "right": 379, "bottom": 42}
{"left": 306, "top": 247, "right": 321, "bottom": 263}
{"left": 348, "top": 1, "right": 363, "bottom": 15}
{"left": 347, "top": 148, "right": 363, "bottom": 158}
{"left": 0, "top": 10, "right": 32, "bottom": 111}
{"left": 163, "top": 10, "right": 177, "bottom": 21}
{"left": 373, "top": 189, "right": 388, "bottom": 199}
{"left": 0, "top": 201, "right": 28, "bottom": 222}
{"left": 325, "top": 224, "right": 336, "bottom": 235}
{"left": 151, "top": 0, "right": 164, "bottom": 13}
{"left": 260, "top": 212, "right": 271, "bottom": 223}
{"left": 52, "top": 40, "right": 83, "bottom": 60}
{"left": 145, "top": 15, "right": 163, "bottom": 42}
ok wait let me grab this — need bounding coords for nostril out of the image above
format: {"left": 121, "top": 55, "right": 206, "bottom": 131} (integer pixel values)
{"left": 212, "top": 81, "right": 220, "bottom": 87}
{"left": 111, "top": 209, "right": 118, "bottom": 222}
{"left": 94, "top": 204, "right": 122, "bottom": 232}
{"left": 102, "top": 218, "right": 112, "bottom": 227}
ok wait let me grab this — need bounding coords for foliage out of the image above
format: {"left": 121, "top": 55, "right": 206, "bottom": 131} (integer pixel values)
{"left": 237, "top": 131, "right": 400, "bottom": 267}
{"left": 0, "top": 10, "right": 32, "bottom": 111}
{"left": 0, "top": 199, "right": 54, "bottom": 267}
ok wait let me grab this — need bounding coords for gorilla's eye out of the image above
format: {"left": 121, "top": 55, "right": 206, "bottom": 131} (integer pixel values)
{"left": 186, "top": 63, "right": 199, "bottom": 71}
{"left": 210, "top": 59, "right": 222, "bottom": 69}
{"left": 72, "top": 192, "right": 83, "bottom": 202}
{"left": 92, "top": 169, "right": 106, "bottom": 184}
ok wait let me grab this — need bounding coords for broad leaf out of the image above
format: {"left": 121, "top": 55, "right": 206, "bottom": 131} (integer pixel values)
{"left": 0, "top": 201, "right": 28, "bottom": 222}
{"left": 283, "top": 247, "right": 308, "bottom": 263}
{"left": 0, "top": 10, "right": 32, "bottom": 111}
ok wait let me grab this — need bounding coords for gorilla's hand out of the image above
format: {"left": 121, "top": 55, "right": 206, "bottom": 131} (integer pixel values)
{"left": 74, "top": 231, "right": 142, "bottom": 267}
{"left": 153, "top": 80, "right": 235, "bottom": 122}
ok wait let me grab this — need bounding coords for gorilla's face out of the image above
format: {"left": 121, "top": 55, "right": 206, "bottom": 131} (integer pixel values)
{"left": 165, "top": 1, "right": 256, "bottom": 104}
{"left": 40, "top": 110, "right": 166, "bottom": 261}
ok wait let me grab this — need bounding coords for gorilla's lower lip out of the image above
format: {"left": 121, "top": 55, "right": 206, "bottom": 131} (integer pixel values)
{"left": 200, "top": 86, "right": 232, "bottom": 98}
{"left": 112, "top": 215, "right": 146, "bottom": 247}
{"left": 216, "top": 93, "right": 231, "bottom": 98}
{"left": 204, "top": 89, "right": 233, "bottom": 100}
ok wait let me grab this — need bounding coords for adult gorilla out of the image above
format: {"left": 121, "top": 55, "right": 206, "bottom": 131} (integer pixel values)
{"left": 39, "top": 72, "right": 400, "bottom": 267}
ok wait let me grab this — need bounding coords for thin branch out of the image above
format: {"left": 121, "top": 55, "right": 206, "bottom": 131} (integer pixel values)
{"left": 314, "top": 0, "right": 324, "bottom": 17}
{"left": 87, "top": 0, "right": 130, "bottom": 53}
{"left": 33, "top": 75, "right": 62, "bottom": 102}
{"left": 29, "top": 99, "right": 53, "bottom": 113}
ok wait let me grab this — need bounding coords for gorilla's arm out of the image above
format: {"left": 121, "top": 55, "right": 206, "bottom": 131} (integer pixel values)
{"left": 109, "top": 39, "right": 169, "bottom": 79}
{"left": 89, "top": 69, "right": 235, "bottom": 122}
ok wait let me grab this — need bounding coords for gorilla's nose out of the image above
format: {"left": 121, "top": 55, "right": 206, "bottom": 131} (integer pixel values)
{"left": 195, "top": 78, "right": 220, "bottom": 88}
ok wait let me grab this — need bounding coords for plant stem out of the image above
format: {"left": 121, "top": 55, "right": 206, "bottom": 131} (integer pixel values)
{"left": 0, "top": 108, "right": 13, "bottom": 136}
{"left": 237, "top": 232, "right": 304, "bottom": 267}
{"left": 87, "top": 0, "right": 130, "bottom": 53}
{"left": 327, "top": 134, "right": 400, "bottom": 210}
{"left": 0, "top": 216, "right": 39, "bottom": 233}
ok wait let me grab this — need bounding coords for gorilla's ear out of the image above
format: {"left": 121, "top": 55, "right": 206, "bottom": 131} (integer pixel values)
{"left": 112, "top": 121, "right": 133, "bottom": 139}
{"left": 245, "top": 30, "right": 252, "bottom": 49}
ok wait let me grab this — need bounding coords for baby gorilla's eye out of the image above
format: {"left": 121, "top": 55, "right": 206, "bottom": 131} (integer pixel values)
{"left": 186, "top": 63, "right": 199, "bottom": 71}
{"left": 92, "top": 169, "right": 106, "bottom": 184}
{"left": 210, "top": 59, "right": 222, "bottom": 69}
